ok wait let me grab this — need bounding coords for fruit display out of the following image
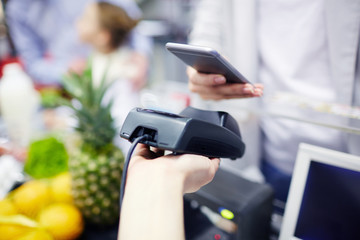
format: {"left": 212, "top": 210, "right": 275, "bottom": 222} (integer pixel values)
{"left": 0, "top": 215, "right": 40, "bottom": 240}
{"left": 0, "top": 198, "right": 17, "bottom": 216}
{"left": 0, "top": 174, "right": 83, "bottom": 240}
{"left": 1, "top": 65, "right": 124, "bottom": 237}
{"left": 50, "top": 172, "right": 73, "bottom": 204}
{"left": 38, "top": 203, "right": 83, "bottom": 240}
{"left": 25, "top": 137, "right": 68, "bottom": 179}
{"left": 61, "top": 66, "right": 124, "bottom": 226}
{"left": 14, "top": 229, "right": 53, "bottom": 240}
{"left": 12, "top": 180, "right": 51, "bottom": 218}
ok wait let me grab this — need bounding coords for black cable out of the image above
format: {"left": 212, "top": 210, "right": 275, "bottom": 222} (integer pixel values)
{"left": 119, "top": 134, "right": 151, "bottom": 211}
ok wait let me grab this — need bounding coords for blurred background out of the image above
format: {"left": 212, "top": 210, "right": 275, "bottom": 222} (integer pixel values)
{"left": 0, "top": 0, "right": 198, "bottom": 84}
{"left": 0, "top": 1, "right": 359, "bottom": 240}
{"left": 1, "top": 1, "right": 248, "bottom": 240}
{"left": 0, "top": 1, "right": 204, "bottom": 239}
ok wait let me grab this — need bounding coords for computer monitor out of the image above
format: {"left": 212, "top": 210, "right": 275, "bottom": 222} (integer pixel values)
{"left": 279, "top": 143, "right": 360, "bottom": 240}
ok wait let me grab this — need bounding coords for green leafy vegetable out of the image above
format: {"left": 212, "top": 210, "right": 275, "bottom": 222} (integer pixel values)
{"left": 25, "top": 137, "right": 68, "bottom": 178}
{"left": 40, "top": 88, "right": 62, "bottom": 108}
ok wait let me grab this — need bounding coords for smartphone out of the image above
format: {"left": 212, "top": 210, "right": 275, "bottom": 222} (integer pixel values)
{"left": 166, "top": 42, "right": 252, "bottom": 84}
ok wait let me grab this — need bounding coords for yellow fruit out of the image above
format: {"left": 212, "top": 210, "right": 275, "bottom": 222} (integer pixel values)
{"left": 0, "top": 214, "right": 38, "bottom": 240}
{"left": 38, "top": 203, "right": 84, "bottom": 240}
{"left": 17, "top": 229, "right": 54, "bottom": 240}
{"left": 12, "top": 180, "right": 51, "bottom": 218}
{"left": 50, "top": 172, "right": 73, "bottom": 204}
{"left": 0, "top": 198, "right": 17, "bottom": 216}
{"left": 0, "top": 224, "right": 32, "bottom": 240}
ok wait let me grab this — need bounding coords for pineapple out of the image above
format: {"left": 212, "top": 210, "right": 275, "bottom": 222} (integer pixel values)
{"left": 61, "top": 65, "right": 124, "bottom": 226}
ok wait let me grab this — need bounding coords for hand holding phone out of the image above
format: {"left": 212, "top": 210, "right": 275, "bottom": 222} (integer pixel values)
{"left": 166, "top": 42, "right": 263, "bottom": 100}
{"left": 187, "top": 67, "right": 263, "bottom": 100}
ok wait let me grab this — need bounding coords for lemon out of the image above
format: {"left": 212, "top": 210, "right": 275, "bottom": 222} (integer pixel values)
{"left": 0, "top": 198, "right": 17, "bottom": 216}
{"left": 0, "top": 214, "right": 38, "bottom": 240}
{"left": 0, "top": 224, "right": 32, "bottom": 240}
{"left": 17, "top": 229, "right": 54, "bottom": 240}
{"left": 38, "top": 203, "right": 84, "bottom": 240}
{"left": 12, "top": 180, "right": 51, "bottom": 218}
{"left": 50, "top": 172, "right": 73, "bottom": 204}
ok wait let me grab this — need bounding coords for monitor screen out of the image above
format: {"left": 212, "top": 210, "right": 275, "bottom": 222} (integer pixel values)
{"left": 279, "top": 144, "right": 360, "bottom": 240}
{"left": 294, "top": 161, "right": 360, "bottom": 240}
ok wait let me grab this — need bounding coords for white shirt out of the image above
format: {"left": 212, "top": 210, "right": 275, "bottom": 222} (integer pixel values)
{"left": 91, "top": 47, "right": 140, "bottom": 134}
{"left": 258, "top": 0, "right": 346, "bottom": 174}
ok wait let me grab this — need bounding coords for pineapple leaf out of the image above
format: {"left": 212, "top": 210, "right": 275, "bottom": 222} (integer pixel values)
{"left": 61, "top": 61, "right": 117, "bottom": 154}
{"left": 56, "top": 97, "right": 75, "bottom": 110}
{"left": 63, "top": 73, "right": 84, "bottom": 99}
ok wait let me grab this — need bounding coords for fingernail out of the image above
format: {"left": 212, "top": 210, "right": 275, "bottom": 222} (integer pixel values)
{"left": 244, "top": 87, "right": 254, "bottom": 93}
{"left": 214, "top": 76, "right": 226, "bottom": 84}
{"left": 255, "top": 89, "right": 263, "bottom": 96}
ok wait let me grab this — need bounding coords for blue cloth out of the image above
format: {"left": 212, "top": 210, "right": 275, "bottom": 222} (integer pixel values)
{"left": 260, "top": 159, "right": 292, "bottom": 206}
{"left": 6, "top": 0, "right": 148, "bottom": 84}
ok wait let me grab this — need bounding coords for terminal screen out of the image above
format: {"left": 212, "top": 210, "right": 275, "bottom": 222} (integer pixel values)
{"left": 294, "top": 161, "right": 360, "bottom": 240}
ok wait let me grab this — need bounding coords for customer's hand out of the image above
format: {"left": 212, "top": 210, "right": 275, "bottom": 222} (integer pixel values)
{"left": 119, "top": 144, "right": 220, "bottom": 240}
{"left": 187, "top": 67, "right": 263, "bottom": 100}
{"left": 129, "top": 144, "right": 220, "bottom": 193}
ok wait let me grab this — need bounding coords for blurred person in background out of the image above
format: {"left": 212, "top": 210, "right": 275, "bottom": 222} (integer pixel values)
{"left": 76, "top": 0, "right": 147, "bottom": 142}
{"left": 5, "top": 0, "right": 150, "bottom": 85}
{"left": 77, "top": 1, "right": 147, "bottom": 90}
{"left": 188, "top": 0, "right": 360, "bottom": 206}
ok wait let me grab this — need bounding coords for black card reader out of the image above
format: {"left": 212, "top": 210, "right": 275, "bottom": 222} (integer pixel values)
{"left": 120, "top": 107, "right": 245, "bottom": 159}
